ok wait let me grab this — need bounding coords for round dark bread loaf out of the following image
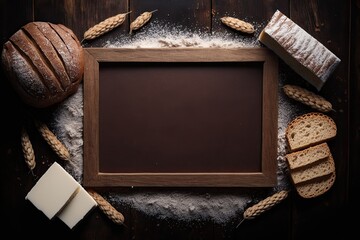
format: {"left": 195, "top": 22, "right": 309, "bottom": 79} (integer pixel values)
{"left": 1, "top": 21, "right": 84, "bottom": 108}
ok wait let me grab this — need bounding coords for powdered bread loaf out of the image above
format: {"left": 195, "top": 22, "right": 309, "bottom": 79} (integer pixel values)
{"left": 258, "top": 10, "right": 340, "bottom": 91}
{"left": 1, "top": 22, "right": 84, "bottom": 108}
{"left": 285, "top": 112, "right": 337, "bottom": 151}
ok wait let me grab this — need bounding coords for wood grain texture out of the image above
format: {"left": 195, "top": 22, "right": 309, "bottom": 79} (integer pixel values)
{"left": 130, "top": 0, "right": 211, "bottom": 32}
{"left": 0, "top": 0, "right": 33, "bottom": 142}
{"left": 34, "top": 0, "right": 129, "bottom": 46}
{"left": 349, "top": 0, "right": 360, "bottom": 212}
{"left": 0, "top": 0, "right": 355, "bottom": 239}
{"left": 0, "top": 0, "right": 33, "bottom": 43}
{"left": 290, "top": 0, "right": 351, "bottom": 239}
{"left": 212, "top": 0, "right": 289, "bottom": 34}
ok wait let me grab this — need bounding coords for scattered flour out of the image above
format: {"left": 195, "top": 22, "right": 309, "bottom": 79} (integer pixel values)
{"left": 104, "top": 20, "right": 262, "bottom": 48}
{"left": 51, "top": 23, "right": 298, "bottom": 225}
{"left": 109, "top": 191, "right": 253, "bottom": 224}
{"left": 51, "top": 84, "right": 84, "bottom": 182}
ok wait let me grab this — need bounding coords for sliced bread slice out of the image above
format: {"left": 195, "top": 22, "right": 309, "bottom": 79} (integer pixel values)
{"left": 285, "top": 142, "right": 336, "bottom": 198}
{"left": 286, "top": 112, "right": 337, "bottom": 151}
{"left": 295, "top": 171, "right": 336, "bottom": 198}
{"left": 291, "top": 156, "right": 335, "bottom": 184}
{"left": 290, "top": 154, "right": 335, "bottom": 185}
{"left": 285, "top": 142, "right": 330, "bottom": 169}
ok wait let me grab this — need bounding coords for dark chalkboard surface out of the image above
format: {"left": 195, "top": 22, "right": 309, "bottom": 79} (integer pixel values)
{"left": 83, "top": 48, "right": 278, "bottom": 187}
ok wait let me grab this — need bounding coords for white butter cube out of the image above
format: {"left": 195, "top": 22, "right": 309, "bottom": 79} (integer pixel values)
{"left": 25, "top": 162, "right": 80, "bottom": 219}
{"left": 57, "top": 186, "right": 98, "bottom": 229}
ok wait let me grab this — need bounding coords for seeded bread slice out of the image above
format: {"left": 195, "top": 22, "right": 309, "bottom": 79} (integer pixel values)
{"left": 286, "top": 112, "right": 337, "bottom": 151}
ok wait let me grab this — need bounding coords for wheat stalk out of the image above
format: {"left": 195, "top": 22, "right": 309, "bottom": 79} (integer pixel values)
{"left": 20, "top": 126, "right": 36, "bottom": 171}
{"left": 283, "top": 84, "right": 334, "bottom": 112}
{"left": 220, "top": 16, "right": 255, "bottom": 34}
{"left": 237, "top": 190, "right": 289, "bottom": 227}
{"left": 33, "top": 119, "right": 70, "bottom": 161}
{"left": 87, "top": 190, "right": 125, "bottom": 225}
{"left": 83, "top": 11, "right": 131, "bottom": 41}
{"left": 243, "top": 190, "right": 289, "bottom": 219}
{"left": 129, "top": 9, "right": 157, "bottom": 34}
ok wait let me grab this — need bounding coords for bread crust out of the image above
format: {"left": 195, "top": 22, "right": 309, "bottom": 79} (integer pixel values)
{"left": 1, "top": 22, "right": 84, "bottom": 108}
{"left": 23, "top": 22, "right": 71, "bottom": 89}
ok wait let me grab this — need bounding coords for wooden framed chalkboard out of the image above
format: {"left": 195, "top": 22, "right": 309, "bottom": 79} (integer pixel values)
{"left": 83, "top": 48, "right": 278, "bottom": 187}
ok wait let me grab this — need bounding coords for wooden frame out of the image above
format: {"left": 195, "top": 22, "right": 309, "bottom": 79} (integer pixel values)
{"left": 83, "top": 48, "right": 278, "bottom": 187}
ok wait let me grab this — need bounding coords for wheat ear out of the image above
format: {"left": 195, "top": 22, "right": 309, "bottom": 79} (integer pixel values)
{"left": 220, "top": 16, "right": 255, "bottom": 34}
{"left": 33, "top": 119, "right": 70, "bottom": 161}
{"left": 83, "top": 11, "right": 131, "bottom": 41}
{"left": 129, "top": 9, "right": 157, "bottom": 34}
{"left": 87, "top": 189, "right": 125, "bottom": 225}
{"left": 20, "top": 126, "right": 36, "bottom": 171}
{"left": 237, "top": 190, "right": 289, "bottom": 227}
{"left": 283, "top": 84, "right": 334, "bottom": 112}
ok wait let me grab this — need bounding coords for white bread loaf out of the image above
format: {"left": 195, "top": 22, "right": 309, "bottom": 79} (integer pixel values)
{"left": 285, "top": 112, "right": 337, "bottom": 151}
{"left": 1, "top": 22, "right": 84, "bottom": 108}
{"left": 258, "top": 10, "right": 340, "bottom": 91}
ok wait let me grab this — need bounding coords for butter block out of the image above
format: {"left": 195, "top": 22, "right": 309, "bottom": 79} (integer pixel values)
{"left": 25, "top": 162, "right": 80, "bottom": 219}
{"left": 57, "top": 186, "right": 98, "bottom": 229}
{"left": 259, "top": 10, "right": 341, "bottom": 91}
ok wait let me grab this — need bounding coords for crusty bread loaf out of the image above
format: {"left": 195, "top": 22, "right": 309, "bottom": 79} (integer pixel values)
{"left": 286, "top": 112, "right": 337, "bottom": 151}
{"left": 1, "top": 22, "right": 84, "bottom": 108}
{"left": 285, "top": 142, "right": 336, "bottom": 198}
{"left": 258, "top": 10, "right": 340, "bottom": 91}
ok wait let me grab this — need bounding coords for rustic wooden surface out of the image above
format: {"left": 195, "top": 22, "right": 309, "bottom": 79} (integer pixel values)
{"left": 0, "top": 0, "right": 357, "bottom": 239}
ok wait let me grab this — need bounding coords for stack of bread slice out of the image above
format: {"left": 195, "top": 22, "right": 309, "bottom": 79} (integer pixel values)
{"left": 285, "top": 112, "right": 337, "bottom": 198}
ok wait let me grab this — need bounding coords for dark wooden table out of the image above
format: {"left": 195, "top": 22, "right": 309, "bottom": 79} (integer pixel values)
{"left": 0, "top": 0, "right": 358, "bottom": 239}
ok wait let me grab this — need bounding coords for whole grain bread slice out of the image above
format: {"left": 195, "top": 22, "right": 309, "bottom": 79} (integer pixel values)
{"left": 286, "top": 112, "right": 337, "bottom": 151}
{"left": 285, "top": 142, "right": 336, "bottom": 198}
{"left": 285, "top": 142, "right": 330, "bottom": 169}
{"left": 290, "top": 153, "right": 335, "bottom": 185}
{"left": 295, "top": 171, "right": 336, "bottom": 198}
{"left": 290, "top": 145, "right": 335, "bottom": 184}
